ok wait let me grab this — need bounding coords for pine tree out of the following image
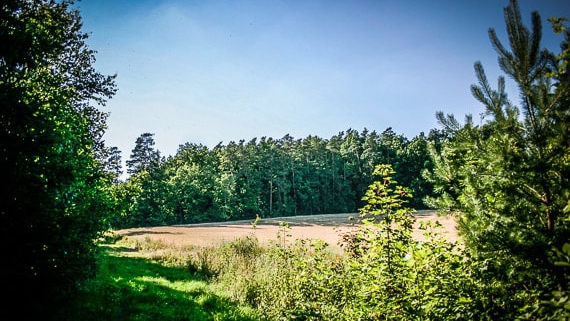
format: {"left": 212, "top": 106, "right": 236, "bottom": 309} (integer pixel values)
{"left": 105, "top": 146, "right": 123, "bottom": 182}
{"left": 126, "top": 132, "right": 161, "bottom": 175}
{"left": 426, "top": 0, "right": 570, "bottom": 314}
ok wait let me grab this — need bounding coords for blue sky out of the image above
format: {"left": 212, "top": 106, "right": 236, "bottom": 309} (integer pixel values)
{"left": 76, "top": 0, "right": 570, "bottom": 162}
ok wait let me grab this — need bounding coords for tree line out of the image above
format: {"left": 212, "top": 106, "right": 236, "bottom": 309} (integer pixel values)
{"left": 106, "top": 127, "right": 438, "bottom": 228}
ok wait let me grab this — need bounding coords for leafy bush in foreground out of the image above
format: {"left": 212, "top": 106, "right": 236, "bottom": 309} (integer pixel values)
{"left": 208, "top": 165, "right": 475, "bottom": 320}
{"left": 212, "top": 164, "right": 568, "bottom": 319}
{"left": 91, "top": 164, "right": 567, "bottom": 320}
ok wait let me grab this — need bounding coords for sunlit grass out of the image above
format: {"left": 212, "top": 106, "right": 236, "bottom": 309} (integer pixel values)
{"left": 74, "top": 223, "right": 471, "bottom": 320}
{"left": 68, "top": 234, "right": 259, "bottom": 321}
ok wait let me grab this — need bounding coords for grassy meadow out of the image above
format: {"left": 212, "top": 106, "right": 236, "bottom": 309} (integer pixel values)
{"left": 69, "top": 212, "right": 473, "bottom": 321}
{"left": 70, "top": 233, "right": 261, "bottom": 320}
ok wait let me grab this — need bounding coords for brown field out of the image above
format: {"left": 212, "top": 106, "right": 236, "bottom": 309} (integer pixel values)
{"left": 115, "top": 210, "right": 459, "bottom": 252}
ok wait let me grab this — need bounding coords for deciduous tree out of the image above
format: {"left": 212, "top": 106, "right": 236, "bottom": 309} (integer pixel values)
{"left": 0, "top": 0, "right": 116, "bottom": 318}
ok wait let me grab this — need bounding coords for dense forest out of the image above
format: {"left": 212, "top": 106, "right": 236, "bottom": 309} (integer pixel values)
{"left": 2, "top": 0, "right": 570, "bottom": 319}
{"left": 106, "top": 127, "right": 437, "bottom": 228}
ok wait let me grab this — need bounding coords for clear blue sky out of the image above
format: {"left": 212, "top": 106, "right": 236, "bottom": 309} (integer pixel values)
{"left": 76, "top": 0, "right": 570, "bottom": 162}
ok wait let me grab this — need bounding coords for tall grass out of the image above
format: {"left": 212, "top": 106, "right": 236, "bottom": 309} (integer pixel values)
{"left": 190, "top": 221, "right": 475, "bottom": 320}
{"left": 70, "top": 219, "right": 495, "bottom": 320}
{"left": 68, "top": 163, "right": 558, "bottom": 319}
{"left": 68, "top": 233, "right": 259, "bottom": 321}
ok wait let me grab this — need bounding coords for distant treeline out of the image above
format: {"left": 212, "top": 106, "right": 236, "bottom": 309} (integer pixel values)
{"left": 108, "top": 127, "right": 443, "bottom": 228}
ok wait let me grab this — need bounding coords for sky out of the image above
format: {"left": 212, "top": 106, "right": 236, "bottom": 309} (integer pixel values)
{"left": 76, "top": 0, "right": 570, "bottom": 165}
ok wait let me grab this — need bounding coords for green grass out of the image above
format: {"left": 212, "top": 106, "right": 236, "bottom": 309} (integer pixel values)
{"left": 68, "top": 236, "right": 259, "bottom": 321}
{"left": 67, "top": 221, "right": 479, "bottom": 320}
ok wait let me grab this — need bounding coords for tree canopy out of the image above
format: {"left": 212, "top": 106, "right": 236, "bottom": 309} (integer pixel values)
{"left": 112, "top": 128, "right": 435, "bottom": 228}
{"left": 425, "top": 0, "right": 570, "bottom": 316}
{"left": 1, "top": 0, "right": 116, "bottom": 318}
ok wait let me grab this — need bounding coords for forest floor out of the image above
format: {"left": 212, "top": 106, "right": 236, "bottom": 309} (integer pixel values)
{"left": 115, "top": 210, "right": 459, "bottom": 253}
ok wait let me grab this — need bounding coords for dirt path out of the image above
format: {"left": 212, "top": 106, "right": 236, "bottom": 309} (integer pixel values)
{"left": 115, "top": 210, "right": 458, "bottom": 252}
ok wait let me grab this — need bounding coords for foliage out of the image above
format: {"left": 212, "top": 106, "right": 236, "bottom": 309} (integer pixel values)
{"left": 105, "top": 174, "right": 145, "bottom": 229}
{"left": 89, "top": 158, "right": 570, "bottom": 320}
{"left": 425, "top": 0, "right": 570, "bottom": 318}
{"left": 0, "top": 0, "right": 117, "bottom": 319}
{"left": 70, "top": 239, "right": 258, "bottom": 321}
{"left": 204, "top": 165, "right": 475, "bottom": 320}
{"left": 339, "top": 164, "right": 471, "bottom": 320}
{"left": 113, "top": 128, "right": 436, "bottom": 228}
{"left": 103, "top": 146, "right": 123, "bottom": 182}
{"left": 126, "top": 132, "right": 161, "bottom": 175}
{"left": 521, "top": 200, "right": 570, "bottom": 320}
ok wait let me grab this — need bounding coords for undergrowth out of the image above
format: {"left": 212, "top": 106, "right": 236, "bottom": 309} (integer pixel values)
{"left": 68, "top": 235, "right": 258, "bottom": 321}
{"left": 69, "top": 164, "right": 558, "bottom": 320}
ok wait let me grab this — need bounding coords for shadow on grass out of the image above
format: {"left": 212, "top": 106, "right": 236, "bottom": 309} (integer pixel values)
{"left": 67, "top": 246, "right": 258, "bottom": 321}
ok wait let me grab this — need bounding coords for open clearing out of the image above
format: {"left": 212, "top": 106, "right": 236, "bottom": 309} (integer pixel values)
{"left": 115, "top": 210, "right": 459, "bottom": 252}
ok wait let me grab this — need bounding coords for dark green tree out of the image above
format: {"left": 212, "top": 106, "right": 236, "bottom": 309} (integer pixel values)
{"left": 296, "top": 135, "right": 328, "bottom": 215}
{"left": 162, "top": 142, "right": 221, "bottom": 223}
{"left": 0, "top": 0, "right": 116, "bottom": 319}
{"left": 126, "top": 132, "right": 161, "bottom": 175}
{"left": 326, "top": 132, "right": 354, "bottom": 212}
{"left": 398, "top": 132, "right": 433, "bottom": 209}
{"left": 119, "top": 127, "right": 437, "bottom": 227}
{"left": 212, "top": 140, "right": 243, "bottom": 220}
{"left": 103, "top": 146, "right": 123, "bottom": 182}
{"left": 426, "top": 0, "right": 570, "bottom": 316}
